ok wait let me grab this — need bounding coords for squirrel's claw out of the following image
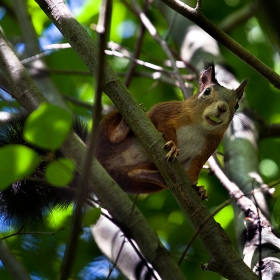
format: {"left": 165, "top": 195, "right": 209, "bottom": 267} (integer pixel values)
{"left": 164, "top": 140, "right": 181, "bottom": 161}
{"left": 192, "top": 182, "right": 208, "bottom": 201}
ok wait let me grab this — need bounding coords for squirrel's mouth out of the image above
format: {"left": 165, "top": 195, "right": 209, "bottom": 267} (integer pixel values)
{"left": 206, "top": 115, "right": 222, "bottom": 125}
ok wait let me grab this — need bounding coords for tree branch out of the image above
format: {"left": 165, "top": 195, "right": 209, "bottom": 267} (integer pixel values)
{"left": 11, "top": 0, "right": 69, "bottom": 108}
{"left": 260, "top": 123, "right": 280, "bottom": 139}
{"left": 160, "top": 0, "right": 280, "bottom": 90}
{"left": 60, "top": 0, "right": 112, "bottom": 278}
{"left": 208, "top": 156, "right": 270, "bottom": 225}
{"left": 123, "top": 0, "right": 147, "bottom": 87}
{"left": 130, "top": 0, "right": 190, "bottom": 98}
{"left": 218, "top": 2, "right": 256, "bottom": 33}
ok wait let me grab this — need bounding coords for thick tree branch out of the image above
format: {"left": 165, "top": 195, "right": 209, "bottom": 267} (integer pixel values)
{"left": 260, "top": 123, "right": 280, "bottom": 139}
{"left": 0, "top": 34, "right": 46, "bottom": 109}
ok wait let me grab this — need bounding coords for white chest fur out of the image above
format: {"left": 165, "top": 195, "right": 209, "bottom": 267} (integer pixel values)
{"left": 176, "top": 124, "right": 206, "bottom": 170}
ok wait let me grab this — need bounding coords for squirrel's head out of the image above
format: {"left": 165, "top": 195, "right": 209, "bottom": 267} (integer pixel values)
{"left": 192, "top": 63, "right": 247, "bottom": 132}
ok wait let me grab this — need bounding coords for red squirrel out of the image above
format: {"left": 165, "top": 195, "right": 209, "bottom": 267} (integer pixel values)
{"left": 95, "top": 63, "right": 247, "bottom": 199}
{"left": 0, "top": 63, "right": 246, "bottom": 228}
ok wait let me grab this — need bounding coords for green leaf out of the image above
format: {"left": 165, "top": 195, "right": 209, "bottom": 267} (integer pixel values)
{"left": 23, "top": 103, "right": 73, "bottom": 151}
{"left": 273, "top": 197, "right": 280, "bottom": 225}
{"left": 83, "top": 208, "right": 102, "bottom": 227}
{"left": 214, "top": 205, "right": 234, "bottom": 229}
{"left": 45, "top": 158, "right": 75, "bottom": 187}
{"left": 0, "top": 145, "right": 40, "bottom": 190}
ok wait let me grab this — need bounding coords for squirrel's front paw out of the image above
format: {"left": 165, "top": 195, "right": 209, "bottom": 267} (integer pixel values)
{"left": 164, "top": 140, "right": 181, "bottom": 161}
{"left": 192, "top": 182, "right": 208, "bottom": 201}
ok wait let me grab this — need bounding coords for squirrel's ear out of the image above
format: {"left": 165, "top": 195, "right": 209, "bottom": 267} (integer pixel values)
{"left": 235, "top": 79, "right": 248, "bottom": 100}
{"left": 199, "top": 63, "right": 218, "bottom": 91}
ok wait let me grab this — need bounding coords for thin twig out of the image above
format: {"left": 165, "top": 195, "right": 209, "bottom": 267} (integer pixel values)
{"left": 106, "top": 48, "right": 173, "bottom": 75}
{"left": 1, "top": 227, "right": 65, "bottom": 240}
{"left": 122, "top": 71, "right": 194, "bottom": 87}
{"left": 178, "top": 198, "right": 232, "bottom": 265}
{"left": 124, "top": 0, "right": 148, "bottom": 87}
{"left": 164, "top": 11, "right": 177, "bottom": 41}
{"left": 62, "top": 94, "right": 93, "bottom": 110}
{"left": 41, "top": 68, "right": 93, "bottom": 76}
{"left": 251, "top": 183, "right": 263, "bottom": 280}
{"left": 106, "top": 238, "right": 126, "bottom": 279}
{"left": 21, "top": 41, "right": 177, "bottom": 79}
{"left": 131, "top": 0, "right": 190, "bottom": 98}
{"left": 59, "top": 0, "right": 112, "bottom": 279}
{"left": 268, "top": 180, "right": 280, "bottom": 189}
{"left": 196, "top": 0, "right": 201, "bottom": 11}
{"left": 106, "top": 194, "right": 139, "bottom": 278}
{"left": 105, "top": 194, "right": 159, "bottom": 279}
{"left": 126, "top": 236, "right": 160, "bottom": 280}
{"left": 208, "top": 156, "right": 270, "bottom": 225}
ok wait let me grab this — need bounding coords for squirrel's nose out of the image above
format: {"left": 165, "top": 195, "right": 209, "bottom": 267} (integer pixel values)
{"left": 218, "top": 102, "right": 228, "bottom": 113}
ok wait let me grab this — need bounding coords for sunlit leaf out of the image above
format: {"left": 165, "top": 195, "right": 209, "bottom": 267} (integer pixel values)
{"left": 214, "top": 205, "right": 234, "bottom": 229}
{"left": 23, "top": 103, "right": 73, "bottom": 151}
{"left": 45, "top": 158, "right": 75, "bottom": 187}
{"left": 27, "top": 0, "right": 50, "bottom": 34}
{"left": 0, "top": 145, "right": 40, "bottom": 190}
{"left": 76, "top": 0, "right": 102, "bottom": 23}
{"left": 83, "top": 207, "right": 102, "bottom": 227}
{"left": 111, "top": 1, "right": 127, "bottom": 41}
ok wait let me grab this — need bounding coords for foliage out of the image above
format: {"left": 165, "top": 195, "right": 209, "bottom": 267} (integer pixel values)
{"left": 0, "top": 145, "right": 40, "bottom": 190}
{"left": 0, "top": 0, "right": 279, "bottom": 279}
{"left": 24, "top": 103, "right": 73, "bottom": 151}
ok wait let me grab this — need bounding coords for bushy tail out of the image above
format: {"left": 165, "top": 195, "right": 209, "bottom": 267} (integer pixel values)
{"left": 0, "top": 112, "right": 89, "bottom": 229}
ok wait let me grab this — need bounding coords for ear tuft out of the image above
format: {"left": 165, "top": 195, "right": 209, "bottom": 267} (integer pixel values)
{"left": 235, "top": 79, "right": 248, "bottom": 100}
{"left": 199, "top": 62, "right": 218, "bottom": 91}
{"left": 203, "top": 61, "right": 215, "bottom": 71}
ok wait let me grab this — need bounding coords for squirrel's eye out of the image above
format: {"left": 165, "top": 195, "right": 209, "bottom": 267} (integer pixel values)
{"left": 235, "top": 103, "right": 239, "bottom": 110}
{"left": 204, "top": 87, "right": 211, "bottom": 95}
